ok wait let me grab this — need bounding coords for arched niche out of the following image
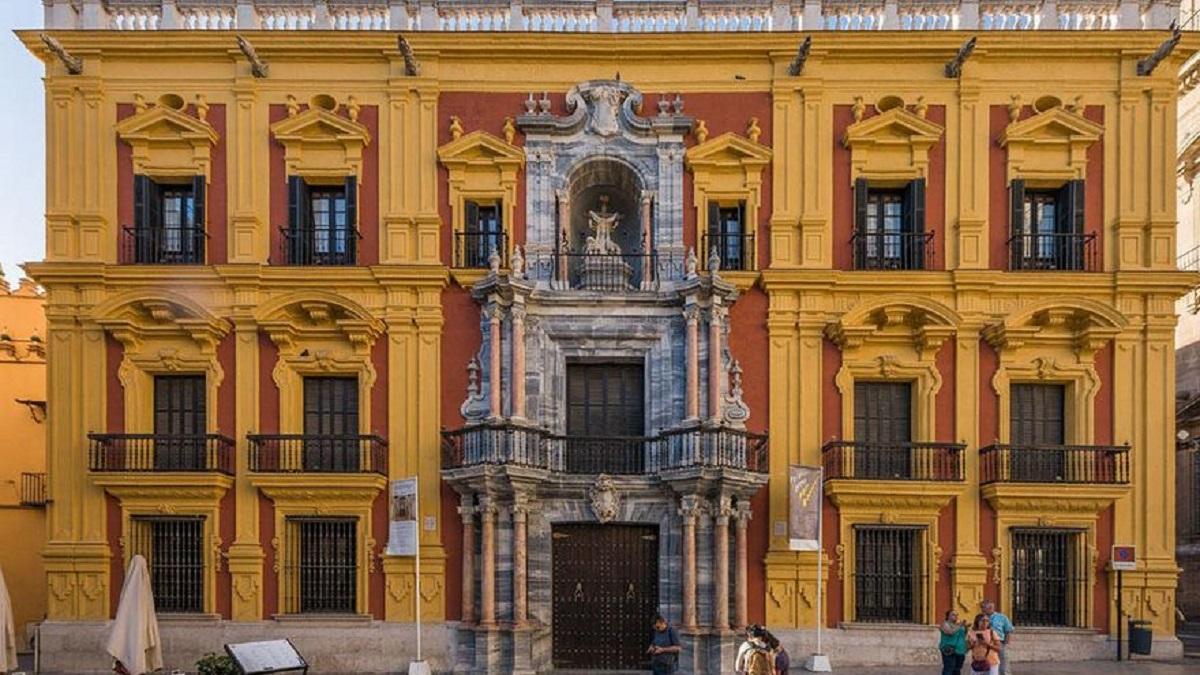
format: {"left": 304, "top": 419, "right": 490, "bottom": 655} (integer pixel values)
{"left": 565, "top": 157, "right": 646, "bottom": 256}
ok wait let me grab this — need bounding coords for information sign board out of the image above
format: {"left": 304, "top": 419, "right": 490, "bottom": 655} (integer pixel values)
{"left": 224, "top": 639, "right": 308, "bottom": 675}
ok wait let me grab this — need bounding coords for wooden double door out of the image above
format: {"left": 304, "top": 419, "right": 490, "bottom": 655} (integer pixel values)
{"left": 551, "top": 524, "right": 659, "bottom": 670}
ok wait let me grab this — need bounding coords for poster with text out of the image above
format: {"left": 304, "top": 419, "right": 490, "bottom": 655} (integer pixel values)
{"left": 388, "top": 477, "right": 418, "bottom": 556}
{"left": 788, "top": 465, "right": 822, "bottom": 551}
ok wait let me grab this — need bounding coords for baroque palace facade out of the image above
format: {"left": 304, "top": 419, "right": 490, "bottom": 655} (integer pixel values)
{"left": 24, "top": 0, "right": 1195, "bottom": 672}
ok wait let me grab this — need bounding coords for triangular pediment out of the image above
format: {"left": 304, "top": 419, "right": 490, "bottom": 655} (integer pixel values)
{"left": 437, "top": 130, "right": 524, "bottom": 167}
{"left": 843, "top": 107, "right": 945, "bottom": 148}
{"left": 270, "top": 107, "right": 372, "bottom": 146}
{"left": 116, "top": 105, "right": 218, "bottom": 145}
{"left": 685, "top": 132, "right": 772, "bottom": 169}
{"left": 1000, "top": 107, "right": 1103, "bottom": 147}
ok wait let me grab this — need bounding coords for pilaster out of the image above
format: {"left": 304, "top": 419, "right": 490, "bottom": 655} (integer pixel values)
{"left": 229, "top": 310, "right": 263, "bottom": 620}
{"left": 229, "top": 82, "right": 266, "bottom": 262}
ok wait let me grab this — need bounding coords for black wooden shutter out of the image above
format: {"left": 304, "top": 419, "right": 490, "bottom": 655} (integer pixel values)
{"left": 1009, "top": 179, "right": 1026, "bottom": 268}
{"left": 303, "top": 377, "right": 359, "bottom": 471}
{"left": 153, "top": 375, "right": 206, "bottom": 470}
{"left": 465, "top": 200, "right": 479, "bottom": 233}
{"left": 1010, "top": 384, "right": 1065, "bottom": 446}
{"left": 1057, "top": 180, "right": 1085, "bottom": 234}
{"left": 904, "top": 179, "right": 926, "bottom": 268}
{"left": 287, "top": 176, "right": 309, "bottom": 263}
{"left": 854, "top": 177, "right": 869, "bottom": 234}
{"left": 191, "top": 175, "right": 206, "bottom": 262}
{"left": 134, "top": 175, "right": 151, "bottom": 230}
{"left": 344, "top": 176, "right": 358, "bottom": 263}
{"left": 707, "top": 201, "right": 721, "bottom": 261}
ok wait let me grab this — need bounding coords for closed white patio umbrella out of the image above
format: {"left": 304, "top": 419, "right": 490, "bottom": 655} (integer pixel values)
{"left": 0, "top": 566, "right": 18, "bottom": 674}
{"left": 106, "top": 555, "right": 162, "bottom": 675}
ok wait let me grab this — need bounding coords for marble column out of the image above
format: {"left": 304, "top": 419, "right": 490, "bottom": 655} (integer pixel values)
{"left": 459, "top": 496, "right": 476, "bottom": 624}
{"left": 512, "top": 495, "right": 529, "bottom": 627}
{"left": 708, "top": 304, "right": 725, "bottom": 422}
{"left": 685, "top": 306, "right": 700, "bottom": 421}
{"left": 641, "top": 191, "right": 655, "bottom": 287}
{"left": 487, "top": 304, "right": 503, "bottom": 418}
{"left": 511, "top": 303, "right": 526, "bottom": 420}
{"left": 556, "top": 190, "right": 570, "bottom": 285}
{"left": 480, "top": 497, "right": 497, "bottom": 626}
{"left": 714, "top": 496, "right": 732, "bottom": 630}
{"left": 734, "top": 501, "right": 751, "bottom": 630}
{"left": 680, "top": 495, "right": 704, "bottom": 630}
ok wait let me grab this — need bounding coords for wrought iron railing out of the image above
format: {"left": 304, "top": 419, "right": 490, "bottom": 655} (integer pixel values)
{"left": 20, "top": 472, "right": 47, "bottom": 507}
{"left": 979, "top": 443, "right": 1130, "bottom": 485}
{"left": 121, "top": 226, "right": 207, "bottom": 265}
{"left": 442, "top": 422, "right": 768, "bottom": 475}
{"left": 1007, "top": 232, "right": 1097, "bottom": 271}
{"left": 280, "top": 226, "right": 361, "bottom": 266}
{"left": 822, "top": 441, "right": 964, "bottom": 481}
{"left": 702, "top": 232, "right": 756, "bottom": 272}
{"left": 454, "top": 231, "right": 506, "bottom": 269}
{"left": 248, "top": 434, "right": 388, "bottom": 475}
{"left": 88, "top": 433, "right": 235, "bottom": 474}
{"left": 851, "top": 231, "right": 935, "bottom": 271}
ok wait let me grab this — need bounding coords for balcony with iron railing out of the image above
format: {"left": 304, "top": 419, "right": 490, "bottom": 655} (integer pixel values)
{"left": 702, "top": 232, "right": 756, "bottom": 272}
{"left": 979, "top": 443, "right": 1130, "bottom": 485}
{"left": 821, "top": 441, "right": 965, "bottom": 481}
{"left": 454, "top": 231, "right": 507, "bottom": 269}
{"left": 88, "top": 433, "right": 235, "bottom": 474}
{"left": 525, "top": 250, "right": 688, "bottom": 292}
{"left": 442, "top": 422, "right": 768, "bottom": 476}
{"left": 121, "top": 226, "right": 208, "bottom": 265}
{"left": 20, "top": 472, "right": 47, "bottom": 507}
{"left": 851, "top": 231, "right": 935, "bottom": 271}
{"left": 51, "top": 0, "right": 1178, "bottom": 31}
{"left": 280, "top": 226, "right": 361, "bottom": 266}
{"left": 1006, "top": 232, "right": 1098, "bottom": 271}
{"left": 248, "top": 434, "right": 388, "bottom": 475}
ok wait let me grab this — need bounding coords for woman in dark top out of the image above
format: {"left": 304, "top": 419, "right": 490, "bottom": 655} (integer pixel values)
{"left": 647, "top": 614, "right": 682, "bottom": 674}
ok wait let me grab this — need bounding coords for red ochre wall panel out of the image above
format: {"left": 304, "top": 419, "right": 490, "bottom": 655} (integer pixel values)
{"left": 821, "top": 338, "right": 843, "bottom": 624}
{"left": 217, "top": 334, "right": 236, "bottom": 618}
{"left": 107, "top": 493, "right": 123, "bottom": 617}
{"left": 978, "top": 340, "right": 1000, "bottom": 603}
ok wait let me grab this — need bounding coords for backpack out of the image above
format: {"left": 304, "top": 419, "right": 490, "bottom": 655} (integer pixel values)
{"left": 746, "top": 647, "right": 773, "bottom": 675}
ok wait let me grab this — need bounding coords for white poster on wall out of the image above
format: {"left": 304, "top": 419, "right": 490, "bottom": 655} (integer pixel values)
{"left": 388, "top": 477, "right": 419, "bottom": 556}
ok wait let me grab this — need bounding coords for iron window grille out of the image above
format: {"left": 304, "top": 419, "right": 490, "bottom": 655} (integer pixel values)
{"left": 853, "top": 525, "right": 925, "bottom": 623}
{"left": 130, "top": 516, "right": 205, "bottom": 613}
{"left": 1009, "top": 528, "right": 1087, "bottom": 627}
{"left": 125, "top": 175, "right": 207, "bottom": 264}
{"left": 283, "top": 517, "right": 358, "bottom": 615}
{"left": 19, "top": 472, "right": 47, "bottom": 507}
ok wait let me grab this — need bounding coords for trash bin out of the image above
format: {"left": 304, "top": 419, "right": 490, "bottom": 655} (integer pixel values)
{"left": 1128, "top": 619, "right": 1153, "bottom": 655}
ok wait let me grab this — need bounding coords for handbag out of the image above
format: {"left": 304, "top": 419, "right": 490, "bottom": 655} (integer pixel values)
{"left": 970, "top": 659, "right": 990, "bottom": 672}
{"left": 941, "top": 646, "right": 956, "bottom": 656}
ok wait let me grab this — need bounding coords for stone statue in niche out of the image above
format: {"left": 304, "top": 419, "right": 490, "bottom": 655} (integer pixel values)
{"left": 585, "top": 85, "right": 625, "bottom": 137}
{"left": 584, "top": 195, "right": 623, "bottom": 255}
{"left": 579, "top": 195, "right": 633, "bottom": 290}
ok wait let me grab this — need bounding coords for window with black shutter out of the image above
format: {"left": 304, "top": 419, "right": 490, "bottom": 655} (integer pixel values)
{"left": 706, "top": 201, "right": 749, "bottom": 271}
{"left": 461, "top": 199, "right": 503, "bottom": 268}
{"left": 853, "top": 178, "right": 926, "bottom": 270}
{"left": 286, "top": 176, "right": 357, "bottom": 265}
{"left": 1010, "top": 179, "right": 1087, "bottom": 270}
{"left": 130, "top": 175, "right": 205, "bottom": 264}
{"left": 1009, "top": 383, "right": 1067, "bottom": 481}
{"left": 284, "top": 517, "right": 358, "bottom": 614}
{"left": 153, "top": 375, "right": 206, "bottom": 470}
{"left": 565, "top": 363, "right": 645, "bottom": 473}
{"left": 303, "top": 376, "right": 360, "bottom": 471}
{"left": 853, "top": 381, "right": 913, "bottom": 478}
{"left": 130, "top": 516, "right": 205, "bottom": 613}
{"left": 854, "top": 525, "right": 924, "bottom": 623}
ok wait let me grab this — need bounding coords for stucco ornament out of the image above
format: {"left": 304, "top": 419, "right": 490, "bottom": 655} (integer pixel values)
{"left": 589, "top": 474, "right": 620, "bottom": 523}
{"left": 584, "top": 84, "right": 625, "bottom": 137}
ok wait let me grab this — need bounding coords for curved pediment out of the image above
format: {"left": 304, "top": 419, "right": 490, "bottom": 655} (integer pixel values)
{"left": 270, "top": 104, "right": 371, "bottom": 179}
{"left": 826, "top": 295, "right": 958, "bottom": 359}
{"left": 982, "top": 298, "right": 1125, "bottom": 357}
{"left": 842, "top": 104, "right": 945, "bottom": 183}
{"left": 91, "top": 291, "right": 230, "bottom": 354}
{"left": 999, "top": 106, "right": 1102, "bottom": 182}
{"left": 116, "top": 103, "right": 219, "bottom": 179}
{"left": 515, "top": 80, "right": 692, "bottom": 139}
{"left": 256, "top": 291, "right": 383, "bottom": 355}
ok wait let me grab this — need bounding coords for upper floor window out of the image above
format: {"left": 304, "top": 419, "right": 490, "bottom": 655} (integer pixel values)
{"left": 1008, "top": 180, "right": 1093, "bottom": 271}
{"left": 853, "top": 178, "right": 930, "bottom": 270}
{"left": 284, "top": 176, "right": 359, "bottom": 266}
{"left": 458, "top": 200, "right": 504, "bottom": 269}
{"left": 152, "top": 375, "right": 207, "bottom": 471}
{"left": 302, "top": 376, "right": 360, "bottom": 472}
{"left": 854, "top": 381, "right": 913, "bottom": 479}
{"left": 705, "top": 201, "right": 752, "bottom": 271}
{"left": 127, "top": 176, "right": 206, "bottom": 264}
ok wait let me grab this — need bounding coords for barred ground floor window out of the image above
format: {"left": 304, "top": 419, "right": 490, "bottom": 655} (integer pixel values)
{"left": 1010, "top": 528, "right": 1087, "bottom": 627}
{"left": 283, "top": 517, "right": 358, "bottom": 614}
{"left": 129, "top": 516, "right": 205, "bottom": 613}
{"left": 853, "top": 525, "right": 925, "bottom": 623}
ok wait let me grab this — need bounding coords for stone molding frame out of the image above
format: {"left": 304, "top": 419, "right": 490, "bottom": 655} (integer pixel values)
{"left": 116, "top": 96, "right": 219, "bottom": 182}
{"left": 842, "top": 99, "right": 945, "bottom": 185}
{"left": 269, "top": 97, "right": 372, "bottom": 181}
{"left": 249, "top": 474, "right": 385, "bottom": 617}
{"left": 91, "top": 292, "right": 231, "bottom": 434}
{"left": 982, "top": 299, "right": 1126, "bottom": 445}
{"left": 92, "top": 473, "right": 233, "bottom": 616}
{"left": 826, "top": 296, "right": 958, "bottom": 442}
{"left": 256, "top": 293, "right": 383, "bottom": 435}
{"left": 437, "top": 129, "right": 524, "bottom": 277}
{"left": 685, "top": 131, "right": 772, "bottom": 273}
{"left": 999, "top": 104, "right": 1102, "bottom": 184}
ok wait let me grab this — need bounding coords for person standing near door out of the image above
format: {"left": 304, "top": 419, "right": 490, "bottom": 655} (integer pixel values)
{"left": 647, "top": 614, "right": 681, "bottom": 674}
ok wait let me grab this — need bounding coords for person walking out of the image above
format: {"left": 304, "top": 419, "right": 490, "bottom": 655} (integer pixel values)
{"left": 980, "top": 600, "right": 1014, "bottom": 674}
{"left": 647, "top": 614, "right": 682, "bottom": 675}
{"left": 938, "top": 609, "right": 968, "bottom": 675}
{"left": 967, "top": 614, "right": 1002, "bottom": 675}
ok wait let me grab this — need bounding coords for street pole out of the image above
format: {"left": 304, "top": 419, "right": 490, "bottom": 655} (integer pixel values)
{"left": 409, "top": 479, "right": 430, "bottom": 675}
{"left": 1116, "top": 569, "right": 1123, "bottom": 662}
{"left": 804, "top": 467, "right": 831, "bottom": 672}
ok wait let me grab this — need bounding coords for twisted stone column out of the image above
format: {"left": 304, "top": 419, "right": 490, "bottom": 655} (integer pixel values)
{"left": 479, "top": 497, "right": 498, "bottom": 626}
{"left": 458, "top": 496, "right": 476, "bottom": 624}
{"left": 680, "top": 495, "right": 704, "bottom": 630}
{"left": 714, "top": 496, "right": 732, "bottom": 630}
{"left": 734, "top": 501, "right": 751, "bottom": 630}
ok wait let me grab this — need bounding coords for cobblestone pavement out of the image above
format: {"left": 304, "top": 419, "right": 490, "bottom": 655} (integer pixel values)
{"left": 861, "top": 660, "right": 1197, "bottom": 675}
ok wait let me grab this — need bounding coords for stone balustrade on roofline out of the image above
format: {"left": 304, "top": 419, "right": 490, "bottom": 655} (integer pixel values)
{"left": 42, "top": 0, "right": 1179, "bottom": 31}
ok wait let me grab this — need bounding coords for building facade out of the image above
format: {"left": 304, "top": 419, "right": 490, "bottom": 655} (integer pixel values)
{"left": 25, "top": 0, "right": 1192, "bottom": 672}
{"left": 0, "top": 272, "right": 47, "bottom": 651}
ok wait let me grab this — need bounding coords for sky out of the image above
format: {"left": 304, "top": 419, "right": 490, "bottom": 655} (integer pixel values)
{"left": 0, "top": 2, "right": 45, "bottom": 288}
